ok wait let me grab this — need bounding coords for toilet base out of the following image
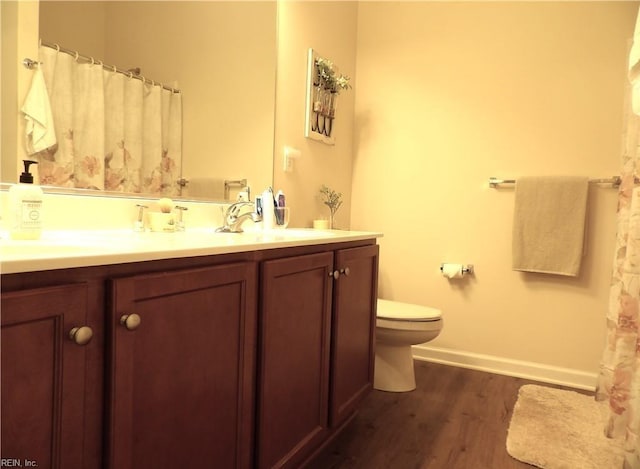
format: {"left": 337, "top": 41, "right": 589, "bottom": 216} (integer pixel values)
{"left": 374, "top": 342, "right": 416, "bottom": 392}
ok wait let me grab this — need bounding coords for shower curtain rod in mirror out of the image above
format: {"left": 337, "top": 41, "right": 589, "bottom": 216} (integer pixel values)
{"left": 34, "top": 40, "right": 181, "bottom": 94}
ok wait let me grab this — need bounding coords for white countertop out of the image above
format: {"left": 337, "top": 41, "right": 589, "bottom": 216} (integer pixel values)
{"left": 0, "top": 228, "right": 383, "bottom": 274}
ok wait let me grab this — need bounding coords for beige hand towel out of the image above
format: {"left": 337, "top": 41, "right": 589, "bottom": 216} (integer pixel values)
{"left": 21, "top": 68, "right": 57, "bottom": 154}
{"left": 512, "top": 176, "right": 589, "bottom": 277}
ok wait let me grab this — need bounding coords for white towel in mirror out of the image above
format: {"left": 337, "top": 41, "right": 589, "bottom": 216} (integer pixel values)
{"left": 21, "top": 68, "right": 57, "bottom": 154}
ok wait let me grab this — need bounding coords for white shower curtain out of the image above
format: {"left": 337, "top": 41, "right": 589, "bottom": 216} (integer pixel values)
{"left": 596, "top": 73, "right": 640, "bottom": 469}
{"left": 37, "top": 45, "right": 182, "bottom": 195}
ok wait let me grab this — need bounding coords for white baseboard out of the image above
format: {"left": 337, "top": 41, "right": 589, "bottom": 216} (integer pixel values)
{"left": 412, "top": 344, "right": 597, "bottom": 391}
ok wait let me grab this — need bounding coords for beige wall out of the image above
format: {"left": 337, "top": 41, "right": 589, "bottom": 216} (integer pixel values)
{"left": 39, "top": 1, "right": 106, "bottom": 59}
{"left": 1, "top": 1, "right": 39, "bottom": 182}
{"left": 352, "top": 1, "right": 637, "bottom": 378}
{"left": 1, "top": 0, "right": 18, "bottom": 182}
{"left": 273, "top": 1, "right": 358, "bottom": 229}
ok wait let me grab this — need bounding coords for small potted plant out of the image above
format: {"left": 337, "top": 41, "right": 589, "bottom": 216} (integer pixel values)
{"left": 319, "top": 184, "right": 343, "bottom": 229}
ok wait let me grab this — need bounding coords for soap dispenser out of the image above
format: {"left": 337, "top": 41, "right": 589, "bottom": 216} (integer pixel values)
{"left": 9, "top": 160, "right": 43, "bottom": 240}
{"left": 261, "top": 188, "right": 275, "bottom": 230}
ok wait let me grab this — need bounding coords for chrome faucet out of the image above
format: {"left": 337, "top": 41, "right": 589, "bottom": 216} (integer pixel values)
{"left": 216, "top": 201, "right": 262, "bottom": 233}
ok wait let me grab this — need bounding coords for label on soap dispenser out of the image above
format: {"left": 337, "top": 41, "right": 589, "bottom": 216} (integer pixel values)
{"left": 9, "top": 198, "right": 43, "bottom": 239}
{"left": 18, "top": 199, "right": 42, "bottom": 227}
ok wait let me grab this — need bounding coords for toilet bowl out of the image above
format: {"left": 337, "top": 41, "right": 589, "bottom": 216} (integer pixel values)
{"left": 374, "top": 299, "right": 443, "bottom": 392}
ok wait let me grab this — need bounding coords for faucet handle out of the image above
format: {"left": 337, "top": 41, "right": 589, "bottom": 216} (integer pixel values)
{"left": 227, "top": 201, "right": 254, "bottom": 219}
{"left": 134, "top": 204, "right": 148, "bottom": 232}
{"left": 174, "top": 206, "right": 188, "bottom": 231}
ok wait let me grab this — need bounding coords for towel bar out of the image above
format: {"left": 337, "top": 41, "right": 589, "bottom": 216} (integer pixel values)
{"left": 489, "top": 176, "right": 624, "bottom": 188}
{"left": 224, "top": 178, "right": 249, "bottom": 201}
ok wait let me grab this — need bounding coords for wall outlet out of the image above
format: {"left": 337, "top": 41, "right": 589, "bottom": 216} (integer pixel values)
{"left": 283, "top": 147, "right": 301, "bottom": 173}
{"left": 283, "top": 154, "right": 293, "bottom": 172}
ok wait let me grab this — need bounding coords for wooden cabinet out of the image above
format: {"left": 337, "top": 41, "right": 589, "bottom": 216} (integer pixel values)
{"left": 330, "top": 245, "right": 379, "bottom": 427}
{"left": 106, "top": 263, "right": 257, "bottom": 469}
{"left": 257, "top": 245, "right": 379, "bottom": 468}
{"left": 257, "top": 252, "right": 334, "bottom": 469}
{"left": 1, "top": 238, "right": 378, "bottom": 469}
{"left": 1, "top": 284, "right": 92, "bottom": 469}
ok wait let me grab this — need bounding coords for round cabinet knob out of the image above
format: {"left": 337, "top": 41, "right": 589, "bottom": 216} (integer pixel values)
{"left": 120, "top": 313, "right": 141, "bottom": 331}
{"left": 341, "top": 267, "right": 351, "bottom": 277}
{"left": 332, "top": 270, "right": 341, "bottom": 280}
{"left": 69, "top": 326, "right": 93, "bottom": 346}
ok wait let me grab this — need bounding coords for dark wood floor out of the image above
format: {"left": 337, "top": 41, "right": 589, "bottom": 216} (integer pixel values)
{"left": 309, "top": 361, "right": 582, "bottom": 469}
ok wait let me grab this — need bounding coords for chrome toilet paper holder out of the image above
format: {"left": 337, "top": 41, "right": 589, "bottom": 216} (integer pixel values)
{"left": 440, "top": 264, "right": 474, "bottom": 275}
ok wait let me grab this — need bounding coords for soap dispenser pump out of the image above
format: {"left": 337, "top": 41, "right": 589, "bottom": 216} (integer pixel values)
{"left": 9, "top": 159, "right": 43, "bottom": 240}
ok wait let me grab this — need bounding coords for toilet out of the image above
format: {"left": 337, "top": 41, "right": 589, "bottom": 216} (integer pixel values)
{"left": 374, "top": 298, "right": 443, "bottom": 392}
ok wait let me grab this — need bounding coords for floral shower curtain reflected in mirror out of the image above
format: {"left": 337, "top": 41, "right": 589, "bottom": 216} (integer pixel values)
{"left": 595, "top": 30, "right": 640, "bottom": 467}
{"left": 36, "top": 44, "right": 182, "bottom": 195}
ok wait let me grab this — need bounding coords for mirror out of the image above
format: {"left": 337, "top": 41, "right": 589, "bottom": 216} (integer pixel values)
{"left": 6, "top": 1, "right": 277, "bottom": 202}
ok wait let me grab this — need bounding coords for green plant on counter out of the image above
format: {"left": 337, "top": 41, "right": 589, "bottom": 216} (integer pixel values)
{"left": 319, "top": 185, "right": 343, "bottom": 229}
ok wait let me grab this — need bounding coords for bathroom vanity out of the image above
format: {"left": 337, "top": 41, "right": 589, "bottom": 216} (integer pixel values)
{"left": 1, "top": 229, "right": 380, "bottom": 469}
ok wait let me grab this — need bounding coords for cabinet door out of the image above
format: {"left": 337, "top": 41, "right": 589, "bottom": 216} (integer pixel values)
{"left": 331, "top": 245, "right": 379, "bottom": 426}
{"left": 107, "top": 263, "right": 257, "bottom": 469}
{"left": 257, "top": 252, "right": 334, "bottom": 469}
{"left": 1, "top": 284, "right": 91, "bottom": 469}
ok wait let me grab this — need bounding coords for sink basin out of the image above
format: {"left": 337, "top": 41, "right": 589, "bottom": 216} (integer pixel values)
{"left": 257, "top": 228, "right": 339, "bottom": 238}
{"left": 0, "top": 231, "right": 120, "bottom": 258}
{"left": 0, "top": 243, "right": 100, "bottom": 256}
{"left": 213, "top": 228, "right": 338, "bottom": 239}
{"left": 270, "top": 229, "right": 341, "bottom": 240}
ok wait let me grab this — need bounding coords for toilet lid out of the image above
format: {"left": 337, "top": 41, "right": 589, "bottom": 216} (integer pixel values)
{"left": 377, "top": 299, "right": 442, "bottom": 322}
